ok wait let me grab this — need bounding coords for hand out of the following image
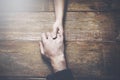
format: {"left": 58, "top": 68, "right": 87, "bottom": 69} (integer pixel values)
{"left": 40, "top": 32, "right": 67, "bottom": 72}
{"left": 52, "top": 21, "right": 63, "bottom": 39}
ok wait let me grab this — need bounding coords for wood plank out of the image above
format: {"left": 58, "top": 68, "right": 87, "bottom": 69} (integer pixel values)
{"left": 0, "top": 12, "right": 119, "bottom": 41}
{"left": 0, "top": 0, "right": 120, "bottom": 12}
{"left": 0, "top": 0, "right": 47, "bottom": 12}
{"left": 111, "top": 0, "right": 120, "bottom": 11}
{"left": 0, "top": 41, "right": 50, "bottom": 77}
{"left": 0, "top": 77, "right": 46, "bottom": 80}
{"left": 0, "top": 41, "right": 119, "bottom": 78}
{"left": 66, "top": 42, "right": 118, "bottom": 52}
{"left": 0, "top": 31, "right": 117, "bottom": 42}
{"left": 0, "top": 12, "right": 116, "bottom": 32}
{"left": 103, "top": 42, "right": 120, "bottom": 77}
{"left": 66, "top": 42, "right": 120, "bottom": 78}
{"left": 67, "top": 0, "right": 120, "bottom": 11}
{"left": 0, "top": 12, "right": 117, "bottom": 31}
{"left": 110, "top": 12, "right": 120, "bottom": 41}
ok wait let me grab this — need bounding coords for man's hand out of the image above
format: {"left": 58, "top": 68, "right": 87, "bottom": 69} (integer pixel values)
{"left": 40, "top": 32, "right": 66, "bottom": 72}
{"left": 52, "top": 21, "right": 63, "bottom": 38}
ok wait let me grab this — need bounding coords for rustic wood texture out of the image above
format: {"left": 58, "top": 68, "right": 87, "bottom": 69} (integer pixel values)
{"left": 0, "top": 0, "right": 120, "bottom": 80}
{"left": 0, "top": 41, "right": 119, "bottom": 78}
{"left": 0, "top": 12, "right": 119, "bottom": 41}
{"left": 0, "top": 77, "right": 45, "bottom": 80}
{"left": 0, "top": 0, "right": 120, "bottom": 12}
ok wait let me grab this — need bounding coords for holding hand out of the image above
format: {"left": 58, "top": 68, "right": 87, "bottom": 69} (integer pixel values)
{"left": 52, "top": 21, "right": 63, "bottom": 38}
{"left": 40, "top": 32, "right": 67, "bottom": 72}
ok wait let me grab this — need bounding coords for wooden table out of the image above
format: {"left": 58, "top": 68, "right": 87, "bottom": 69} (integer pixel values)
{"left": 0, "top": 0, "right": 120, "bottom": 80}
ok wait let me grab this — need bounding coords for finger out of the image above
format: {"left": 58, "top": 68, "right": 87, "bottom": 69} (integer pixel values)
{"left": 57, "top": 33, "right": 62, "bottom": 41}
{"left": 58, "top": 33, "right": 63, "bottom": 41}
{"left": 57, "top": 33, "right": 61, "bottom": 38}
{"left": 39, "top": 41, "right": 44, "bottom": 55}
{"left": 41, "top": 33, "right": 47, "bottom": 42}
{"left": 58, "top": 27, "right": 63, "bottom": 35}
{"left": 52, "top": 27, "right": 58, "bottom": 38}
{"left": 47, "top": 32, "right": 52, "bottom": 40}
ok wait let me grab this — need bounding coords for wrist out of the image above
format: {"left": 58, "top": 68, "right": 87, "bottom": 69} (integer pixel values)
{"left": 51, "top": 55, "right": 67, "bottom": 72}
{"left": 55, "top": 20, "right": 63, "bottom": 25}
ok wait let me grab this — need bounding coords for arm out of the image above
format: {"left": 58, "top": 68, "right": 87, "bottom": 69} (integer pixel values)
{"left": 54, "top": 0, "right": 65, "bottom": 23}
{"left": 52, "top": 0, "right": 65, "bottom": 38}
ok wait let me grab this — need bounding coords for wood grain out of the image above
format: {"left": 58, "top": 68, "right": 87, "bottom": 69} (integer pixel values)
{"left": 0, "top": 0, "right": 120, "bottom": 80}
{"left": 0, "top": 12, "right": 119, "bottom": 41}
{"left": 103, "top": 42, "right": 120, "bottom": 77}
{"left": 0, "top": 41, "right": 50, "bottom": 77}
{"left": 0, "top": 77, "right": 46, "bottom": 80}
{"left": 0, "top": 31, "right": 117, "bottom": 42}
{"left": 0, "top": 41, "right": 119, "bottom": 78}
{"left": 0, "top": 12, "right": 118, "bottom": 31}
{"left": 0, "top": 0, "right": 120, "bottom": 12}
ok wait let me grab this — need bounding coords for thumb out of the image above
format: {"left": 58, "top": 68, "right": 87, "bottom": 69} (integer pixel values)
{"left": 39, "top": 41, "right": 44, "bottom": 55}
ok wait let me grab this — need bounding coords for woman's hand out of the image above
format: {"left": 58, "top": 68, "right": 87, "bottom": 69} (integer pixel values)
{"left": 52, "top": 21, "right": 63, "bottom": 38}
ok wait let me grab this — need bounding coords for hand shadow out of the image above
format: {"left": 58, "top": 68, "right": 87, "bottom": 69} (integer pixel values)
{"left": 41, "top": 55, "right": 54, "bottom": 73}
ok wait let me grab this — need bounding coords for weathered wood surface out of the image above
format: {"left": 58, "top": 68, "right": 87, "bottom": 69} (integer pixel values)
{"left": 0, "top": 77, "right": 46, "bottom": 80}
{"left": 0, "top": 12, "right": 117, "bottom": 31}
{"left": 0, "top": 0, "right": 120, "bottom": 80}
{"left": 0, "top": 0, "right": 120, "bottom": 12}
{"left": 0, "top": 12, "right": 119, "bottom": 41}
{"left": 0, "top": 41, "right": 50, "bottom": 77}
{"left": 0, "top": 31, "right": 117, "bottom": 42}
{"left": 0, "top": 41, "right": 119, "bottom": 78}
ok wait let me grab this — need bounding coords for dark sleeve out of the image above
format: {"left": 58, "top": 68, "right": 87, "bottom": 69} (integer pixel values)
{"left": 46, "top": 69, "right": 74, "bottom": 80}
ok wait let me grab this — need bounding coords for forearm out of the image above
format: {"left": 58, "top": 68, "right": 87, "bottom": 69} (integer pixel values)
{"left": 54, "top": 0, "right": 65, "bottom": 23}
